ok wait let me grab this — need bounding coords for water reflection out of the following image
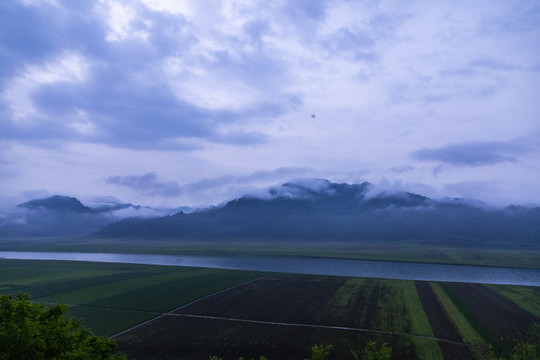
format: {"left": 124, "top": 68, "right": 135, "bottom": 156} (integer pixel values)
{"left": 1, "top": 251, "right": 539, "bottom": 286}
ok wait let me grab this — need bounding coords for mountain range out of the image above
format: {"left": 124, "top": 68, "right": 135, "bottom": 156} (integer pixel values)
{"left": 96, "top": 180, "right": 540, "bottom": 248}
{"left": 1, "top": 180, "right": 538, "bottom": 247}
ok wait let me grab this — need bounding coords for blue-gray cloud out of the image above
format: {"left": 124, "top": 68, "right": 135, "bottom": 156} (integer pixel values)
{"left": 478, "top": 1, "right": 540, "bottom": 34}
{"left": 0, "top": 1, "right": 104, "bottom": 86}
{"left": 439, "top": 56, "right": 524, "bottom": 78}
{"left": 181, "top": 167, "right": 314, "bottom": 193}
{"left": 323, "top": 27, "right": 376, "bottom": 61}
{"left": 105, "top": 173, "right": 182, "bottom": 196}
{"left": 284, "top": 0, "right": 328, "bottom": 22}
{"left": 412, "top": 139, "right": 537, "bottom": 166}
{"left": 106, "top": 167, "right": 313, "bottom": 197}
{"left": 0, "top": 1, "right": 299, "bottom": 150}
{"left": 391, "top": 165, "right": 415, "bottom": 174}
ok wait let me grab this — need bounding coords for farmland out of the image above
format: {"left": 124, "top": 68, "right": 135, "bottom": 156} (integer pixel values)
{"left": 0, "top": 259, "right": 265, "bottom": 335}
{"left": 1, "top": 259, "right": 539, "bottom": 359}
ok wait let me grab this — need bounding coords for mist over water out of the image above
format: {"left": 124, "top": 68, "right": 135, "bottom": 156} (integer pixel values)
{"left": 1, "top": 252, "right": 538, "bottom": 286}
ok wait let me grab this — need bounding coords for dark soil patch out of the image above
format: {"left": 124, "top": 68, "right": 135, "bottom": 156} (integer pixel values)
{"left": 175, "top": 274, "right": 348, "bottom": 326}
{"left": 415, "top": 281, "right": 474, "bottom": 360}
{"left": 440, "top": 283, "right": 540, "bottom": 350}
{"left": 115, "top": 315, "right": 417, "bottom": 360}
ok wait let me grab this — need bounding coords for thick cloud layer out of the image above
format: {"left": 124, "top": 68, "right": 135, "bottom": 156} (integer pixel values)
{"left": 1, "top": 0, "right": 539, "bottom": 207}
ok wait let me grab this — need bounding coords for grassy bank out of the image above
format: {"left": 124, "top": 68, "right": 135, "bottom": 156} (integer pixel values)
{"left": 2, "top": 237, "right": 540, "bottom": 269}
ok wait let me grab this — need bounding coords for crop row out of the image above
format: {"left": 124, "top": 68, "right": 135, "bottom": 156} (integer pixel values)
{"left": 117, "top": 274, "right": 539, "bottom": 360}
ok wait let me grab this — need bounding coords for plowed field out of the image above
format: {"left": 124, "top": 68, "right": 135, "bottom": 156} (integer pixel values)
{"left": 116, "top": 274, "right": 539, "bottom": 360}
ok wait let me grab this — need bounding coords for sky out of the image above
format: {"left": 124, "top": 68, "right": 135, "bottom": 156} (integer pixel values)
{"left": 1, "top": 0, "right": 539, "bottom": 208}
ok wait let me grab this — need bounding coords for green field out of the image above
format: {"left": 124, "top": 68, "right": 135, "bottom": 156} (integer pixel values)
{"left": 1, "top": 259, "right": 538, "bottom": 359}
{"left": 0, "top": 259, "right": 265, "bottom": 335}
{"left": 3, "top": 237, "right": 540, "bottom": 269}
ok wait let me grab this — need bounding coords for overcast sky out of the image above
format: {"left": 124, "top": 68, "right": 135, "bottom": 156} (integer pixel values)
{"left": 1, "top": 0, "right": 539, "bottom": 208}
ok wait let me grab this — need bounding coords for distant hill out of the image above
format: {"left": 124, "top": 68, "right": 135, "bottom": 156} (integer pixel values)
{"left": 0, "top": 195, "right": 164, "bottom": 238}
{"left": 97, "top": 180, "right": 540, "bottom": 248}
{"left": 19, "top": 195, "right": 94, "bottom": 213}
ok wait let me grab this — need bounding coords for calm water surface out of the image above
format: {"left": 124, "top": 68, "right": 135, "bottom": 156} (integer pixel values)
{"left": 1, "top": 251, "right": 539, "bottom": 286}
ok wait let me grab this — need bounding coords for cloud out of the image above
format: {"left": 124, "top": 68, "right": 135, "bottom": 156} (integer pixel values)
{"left": 283, "top": 0, "right": 328, "bottom": 23}
{"left": 322, "top": 27, "right": 376, "bottom": 61}
{"left": 1, "top": 0, "right": 540, "bottom": 208}
{"left": 106, "top": 167, "right": 313, "bottom": 199}
{"left": 439, "top": 56, "right": 524, "bottom": 78}
{"left": 105, "top": 172, "right": 181, "bottom": 196}
{"left": 478, "top": 1, "right": 540, "bottom": 34}
{"left": 181, "top": 167, "right": 314, "bottom": 193}
{"left": 0, "top": 0, "right": 299, "bottom": 150}
{"left": 391, "top": 165, "right": 415, "bottom": 174}
{"left": 411, "top": 138, "right": 538, "bottom": 166}
{"left": 0, "top": 1, "right": 103, "bottom": 86}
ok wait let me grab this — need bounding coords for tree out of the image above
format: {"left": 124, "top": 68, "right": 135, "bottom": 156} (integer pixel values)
{"left": 306, "top": 344, "right": 333, "bottom": 360}
{"left": 501, "top": 327, "right": 540, "bottom": 360}
{"left": 510, "top": 340, "right": 539, "bottom": 360}
{"left": 0, "top": 293, "right": 127, "bottom": 360}
{"left": 351, "top": 341, "right": 392, "bottom": 360}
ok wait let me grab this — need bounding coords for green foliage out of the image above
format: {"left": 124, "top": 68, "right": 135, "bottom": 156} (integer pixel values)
{"left": 511, "top": 341, "right": 539, "bottom": 360}
{"left": 209, "top": 357, "right": 268, "bottom": 360}
{"left": 351, "top": 342, "right": 392, "bottom": 360}
{"left": 211, "top": 342, "right": 391, "bottom": 360}
{"left": 508, "top": 326, "right": 540, "bottom": 360}
{"left": 306, "top": 344, "right": 333, "bottom": 360}
{"left": 0, "top": 293, "right": 127, "bottom": 360}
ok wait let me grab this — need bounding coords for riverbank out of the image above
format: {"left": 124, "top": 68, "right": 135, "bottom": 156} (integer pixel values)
{"left": 2, "top": 251, "right": 539, "bottom": 286}
{"left": 2, "top": 237, "right": 540, "bottom": 269}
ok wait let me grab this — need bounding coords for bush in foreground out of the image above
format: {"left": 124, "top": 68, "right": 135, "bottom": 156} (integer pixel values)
{"left": 211, "top": 342, "right": 391, "bottom": 360}
{"left": 0, "top": 293, "right": 127, "bottom": 360}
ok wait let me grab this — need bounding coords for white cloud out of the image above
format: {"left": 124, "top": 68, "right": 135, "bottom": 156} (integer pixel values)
{"left": 1, "top": 51, "right": 89, "bottom": 121}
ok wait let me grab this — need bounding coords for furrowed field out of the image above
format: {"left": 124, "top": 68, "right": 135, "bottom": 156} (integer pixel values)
{"left": 1, "top": 259, "right": 538, "bottom": 359}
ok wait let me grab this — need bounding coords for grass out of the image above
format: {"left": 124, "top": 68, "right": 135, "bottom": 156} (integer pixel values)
{"left": 438, "top": 283, "right": 540, "bottom": 354}
{"left": 485, "top": 284, "right": 540, "bottom": 318}
{"left": 2, "top": 237, "right": 540, "bottom": 269}
{"left": 0, "top": 259, "right": 266, "bottom": 336}
{"left": 67, "top": 306, "right": 156, "bottom": 336}
{"left": 399, "top": 281, "right": 444, "bottom": 360}
{"left": 87, "top": 269, "right": 266, "bottom": 312}
{"left": 430, "top": 283, "right": 497, "bottom": 360}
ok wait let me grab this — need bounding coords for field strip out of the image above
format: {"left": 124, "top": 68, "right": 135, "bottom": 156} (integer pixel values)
{"left": 108, "top": 274, "right": 273, "bottom": 339}
{"left": 34, "top": 299, "right": 505, "bottom": 356}
{"left": 169, "top": 312, "right": 495, "bottom": 350}
{"left": 30, "top": 271, "right": 174, "bottom": 301}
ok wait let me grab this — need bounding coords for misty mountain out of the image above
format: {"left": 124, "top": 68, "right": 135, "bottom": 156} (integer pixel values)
{"left": 97, "top": 180, "right": 540, "bottom": 248}
{"left": 19, "top": 195, "right": 94, "bottom": 214}
{"left": 0, "top": 195, "right": 165, "bottom": 238}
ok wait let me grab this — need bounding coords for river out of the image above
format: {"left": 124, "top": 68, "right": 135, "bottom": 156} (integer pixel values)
{"left": 1, "top": 251, "right": 539, "bottom": 286}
